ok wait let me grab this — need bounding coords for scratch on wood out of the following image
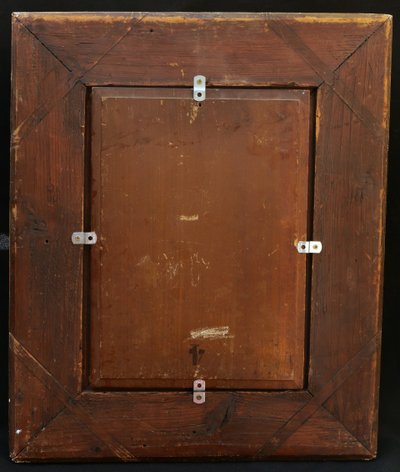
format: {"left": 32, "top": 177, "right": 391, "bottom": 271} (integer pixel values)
{"left": 190, "top": 252, "right": 210, "bottom": 286}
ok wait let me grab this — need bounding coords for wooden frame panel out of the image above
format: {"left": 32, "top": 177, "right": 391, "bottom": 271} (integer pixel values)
{"left": 9, "top": 12, "right": 392, "bottom": 461}
{"left": 89, "top": 86, "right": 311, "bottom": 391}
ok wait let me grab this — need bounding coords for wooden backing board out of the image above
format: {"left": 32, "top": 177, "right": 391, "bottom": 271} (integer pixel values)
{"left": 90, "top": 87, "right": 310, "bottom": 390}
{"left": 9, "top": 12, "right": 391, "bottom": 461}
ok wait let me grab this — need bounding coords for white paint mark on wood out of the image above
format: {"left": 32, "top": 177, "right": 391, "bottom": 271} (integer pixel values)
{"left": 201, "top": 257, "right": 210, "bottom": 268}
{"left": 190, "top": 326, "right": 233, "bottom": 340}
{"left": 166, "top": 260, "right": 182, "bottom": 279}
{"left": 190, "top": 252, "right": 201, "bottom": 286}
{"left": 16, "top": 429, "right": 22, "bottom": 435}
{"left": 136, "top": 255, "right": 151, "bottom": 266}
{"left": 189, "top": 102, "right": 199, "bottom": 124}
{"left": 179, "top": 214, "right": 199, "bottom": 221}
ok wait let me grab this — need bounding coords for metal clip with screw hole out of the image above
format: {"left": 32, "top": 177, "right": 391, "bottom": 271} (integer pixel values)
{"left": 71, "top": 232, "right": 97, "bottom": 245}
{"left": 193, "top": 379, "right": 205, "bottom": 404}
{"left": 297, "top": 241, "right": 322, "bottom": 254}
{"left": 193, "top": 75, "right": 206, "bottom": 102}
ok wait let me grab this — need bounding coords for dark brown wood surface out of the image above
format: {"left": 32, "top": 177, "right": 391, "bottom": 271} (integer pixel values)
{"left": 9, "top": 17, "right": 86, "bottom": 458}
{"left": 9, "top": 12, "right": 392, "bottom": 461}
{"left": 90, "top": 87, "right": 310, "bottom": 390}
{"left": 309, "top": 19, "right": 392, "bottom": 453}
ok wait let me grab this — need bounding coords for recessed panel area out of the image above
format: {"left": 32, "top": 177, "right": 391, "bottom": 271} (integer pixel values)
{"left": 89, "top": 87, "right": 311, "bottom": 389}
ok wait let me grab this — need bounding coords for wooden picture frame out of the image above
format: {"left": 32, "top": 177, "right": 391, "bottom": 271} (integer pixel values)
{"left": 10, "top": 12, "right": 392, "bottom": 461}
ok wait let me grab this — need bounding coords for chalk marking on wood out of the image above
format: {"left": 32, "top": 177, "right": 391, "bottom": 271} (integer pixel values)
{"left": 136, "top": 255, "right": 151, "bottom": 266}
{"left": 179, "top": 214, "right": 199, "bottom": 221}
{"left": 190, "top": 326, "right": 233, "bottom": 340}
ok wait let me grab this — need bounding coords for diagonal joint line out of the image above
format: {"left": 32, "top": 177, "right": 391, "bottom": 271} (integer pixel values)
{"left": 255, "top": 334, "right": 380, "bottom": 457}
{"left": 319, "top": 403, "right": 372, "bottom": 453}
{"left": 265, "top": 14, "right": 386, "bottom": 138}
{"left": 80, "top": 13, "right": 148, "bottom": 81}
{"left": 332, "top": 18, "right": 391, "bottom": 75}
{"left": 12, "top": 405, "right": 70, "bottom": 460}
{"left": 12, "top": 14, "right": 147, "bottom": 147}
{"left": 264, "top": 13, "right": 334, "bottom": 85}
{"left": 10, "top": 334, "right": 136, "bottom": 461}
{"left": 11, "top": 75, "right": 83, "bottom": 149}
{"left": 14, "top": 16, "right": 73, "bottom": 73}
{"left": 318, "top": 406, "right": 372, "bottom": 455}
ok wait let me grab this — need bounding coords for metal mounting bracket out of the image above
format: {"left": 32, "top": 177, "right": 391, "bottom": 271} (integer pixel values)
{"left": 193, "top": 379, "right": 206, "bottom": 404}
{"left": 71, "top": 232, "right": 97, "bottom": 245}
{"left": 193, "top": 75, "right": 206, "bottom": 102}
{"left": 297, "top": 241, "right": 322, "bottom": 254}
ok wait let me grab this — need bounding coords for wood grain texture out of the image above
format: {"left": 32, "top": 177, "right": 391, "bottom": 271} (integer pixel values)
{"left": 15, "top": 409, "right": 117, "bottom": 462}
{"left": 15, "top": 12, "right": 387, "bottom": 88}
{"left": 309, "top": 18, "right": 392, "bottom": 455}
{"left": 9, "top": 336, "right": 65, "bottom": 459}
{"left": 9, "top": 15, "right": 86, "bottom": 458}
{"left": 16, "top": 390, "right": 310, "bottom": 461}
{"left": 274, "top": 407, "right": 371, "bottom": 458}
{"left": 9, "top": 11, "right": 392, "bottom": 462}
{"left": 89, "top": 87, "right": 310, "bottom": 390}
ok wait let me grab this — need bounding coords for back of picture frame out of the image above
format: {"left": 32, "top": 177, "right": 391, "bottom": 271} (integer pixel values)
{"left": 9, "top": 12, "right": 391, "bottom": 461}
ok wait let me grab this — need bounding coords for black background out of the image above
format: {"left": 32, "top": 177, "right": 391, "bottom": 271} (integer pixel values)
{"left": 0, "top": 1, "right": 399, "bottom": 471}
